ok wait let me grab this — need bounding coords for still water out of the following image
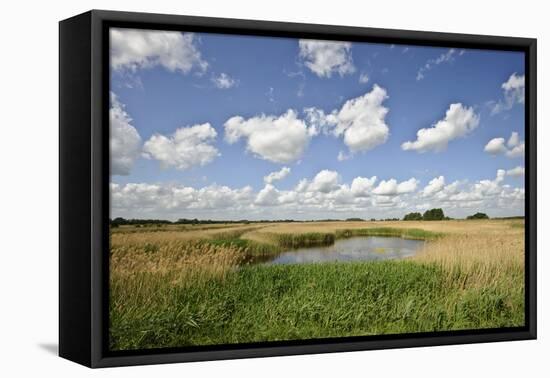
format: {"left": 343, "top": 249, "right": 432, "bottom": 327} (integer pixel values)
{"left": 261, "top": 236, "right": 424, "bottom": 265}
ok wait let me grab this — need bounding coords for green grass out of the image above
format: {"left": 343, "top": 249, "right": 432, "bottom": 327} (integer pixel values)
{"left": 271, "top": 228, "right": 441, "bottom": 250}
{"left": 335, "top": 227, "right": 443, "bottom": 240}
{"left": 209, "top": 227, "right": 264, "bottom": 241}
{"left": 206, "top": 227, "right": 284, "bottom": 259}
{"left": 271, "top": 232, "right": 336, "bottom": 249}
{"left": 110, "top": 260, "right": 524, "bottom": 350}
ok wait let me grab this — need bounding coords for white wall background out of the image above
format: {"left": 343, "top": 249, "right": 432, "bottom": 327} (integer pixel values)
{"left": 0, "top": 0, "right": 546, "bottom": 376}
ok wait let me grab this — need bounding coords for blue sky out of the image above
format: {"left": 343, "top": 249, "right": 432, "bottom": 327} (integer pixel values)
{"left": 109, "top": 28, "right": 525, "bottom": 220}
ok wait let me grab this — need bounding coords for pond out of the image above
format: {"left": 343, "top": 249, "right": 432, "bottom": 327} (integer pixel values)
{"left": 259, "top": 236, "right": 425, "bottom": 266}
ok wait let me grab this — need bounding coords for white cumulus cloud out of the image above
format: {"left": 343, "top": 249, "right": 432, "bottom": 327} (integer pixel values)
{"left": 484, "top": 131, "right": 524, "bottom": 158}
{"left": 402, "top": 103, "right": 479, "bottom": 153}
{"left": 255, "top": 184, "right": 280, "bottom": 206}
{"left": 111, "top": 182, "right": 254, "bottom": 215}
{"left": 507, "top": 143, "right": 525, "bottom": 158}
{"left": 305, "top": 85, "right": 390, "bottom": 154}
{"left": 422, "top": 176, "right": 445, "bottom": 196}
{"left": 502, "top": 73, "right": 525, "bottom": 102}
{"left": 264, "top": 167, "right": 291, "bottom": 184}
{"left": 508, "top": 131, "right": 520, "bottom": 147}
{"left": 298, "top": 40, "right": 355, "bottom": 78}
{"left": 350, "top": 176, "right": 378, "bottom": 197}
{"left": 506, "top": 166, "right": 525, "bottom": 177}
{"left": 372, "top": 178, "right": 419, "bottom": 196}
{"left": 143, "top": 123, "right": 219, "bottom": 170}
{"left": 111, "top": 167, "right": 524, "bottom": 220}
{"left": 110, "top": 93, "right": 141, "bottom": 176}
{"left": 484, "top": 137, "right": 507, "bottom": 155}
{"left": 224, "top": 110, "right": 313, "bottom": 163}
{"left": 110, "top": 28, "right": 207, "bottom": 74}
{"left": 308, "top": 170, "right": 340, "bottom": 193}
{"left": 490, "top": 73, "right": 525, "bottom": 114}
{"left": 506, "top": 131, "right": 525, "bottom": 158}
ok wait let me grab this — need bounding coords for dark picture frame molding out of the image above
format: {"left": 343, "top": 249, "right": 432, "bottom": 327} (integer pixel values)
{"left": 59, "top": 9, "right": 537, "bottom": 368}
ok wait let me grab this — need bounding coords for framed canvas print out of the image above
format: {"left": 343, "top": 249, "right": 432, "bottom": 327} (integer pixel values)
{"left": 59, "top": 10, "right": 536, "bottom": 368}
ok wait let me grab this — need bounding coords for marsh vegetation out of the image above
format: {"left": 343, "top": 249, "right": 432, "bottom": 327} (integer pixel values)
{"left": 109, "top": 219, "right": 525, "bottom": 351}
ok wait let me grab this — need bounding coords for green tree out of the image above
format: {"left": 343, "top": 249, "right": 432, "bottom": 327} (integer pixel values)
{"left": 422, "top": 208, "right": 445, "bottom": 221}
{"left": 403, "top": 212, "right": 423, "bottom": 221}
{"left": 467, "top": 212, "right": 489, "bottom": 220}
{"left": 111, "top": 217, "right": 127, "bottom": 226}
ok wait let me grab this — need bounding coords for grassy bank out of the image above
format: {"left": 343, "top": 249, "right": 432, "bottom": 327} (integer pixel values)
{"left": 110, "top": 259, "right": 523, "bottom": 350}
{"left": 334, "top": 227, "right": 442, "bottom": 240}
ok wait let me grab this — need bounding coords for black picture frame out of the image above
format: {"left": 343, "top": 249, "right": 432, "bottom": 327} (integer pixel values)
{"left": 59, "top": 9, "right": 537, "bottom": 368}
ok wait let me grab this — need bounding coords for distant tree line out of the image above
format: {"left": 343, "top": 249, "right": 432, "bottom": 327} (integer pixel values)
{"left": 109, "top": 217, "right": 298, "bottom": 226}
{"left": 111, "top": 209, "right": 513, "bottom": 227}
{"left": 175, "top": 218, "right": 251, "bottom": 225}
{"left": 492, "top": 215, "right": 523, "bottom": 220}
{"left": 110, "top": 217, "right": 172, "bottom": 227}
{"left": 402, "top": 209, "right": 503, "bottom": 221}
{"left": 403, "top": 208, "right": 449, "bottom": 221}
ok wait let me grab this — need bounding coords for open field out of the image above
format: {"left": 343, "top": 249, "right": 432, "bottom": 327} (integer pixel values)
{"left": 109, "top": 219, "right": 525, "bottom": 351}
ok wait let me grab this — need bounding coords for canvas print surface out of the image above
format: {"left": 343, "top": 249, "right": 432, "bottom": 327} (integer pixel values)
{"left": 108, "top": 27, "right": 526, "bottom": 351}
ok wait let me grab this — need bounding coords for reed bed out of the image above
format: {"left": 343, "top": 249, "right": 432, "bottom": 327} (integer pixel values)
{"left": 270, "top": 232, "right": 335, "bottom": 248}
{"left": 414, "top": 231, "right": 524, "bottom": 289}
{"left": 110, "top": 240, "right": 243, "bottom": 288}
{"left": 111, "top": 225, "right": 266, "bottom": 248}
{"left": 247, "top": 219, "right": 523, "bottom": 236}
{"left": 109, "top": 219, "right": 525, "bottom": 350}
